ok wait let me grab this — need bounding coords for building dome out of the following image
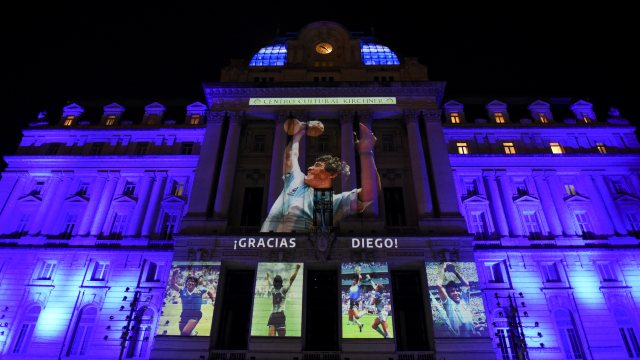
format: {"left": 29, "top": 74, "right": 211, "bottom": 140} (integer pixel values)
{"left": 360, "top": 40, "right": 400, "bottom": 65}
{"left": 248, "top": 40, "right": 287, "bottom": 66}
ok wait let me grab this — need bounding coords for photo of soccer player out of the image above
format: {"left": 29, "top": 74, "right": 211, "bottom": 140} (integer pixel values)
{"left": 156, "top": 261, "right": 220, "bottom": 337}
{"left": 341, "top": 262, "right": 394, "bottom": 339}
{"left": 251, "top": 262, "right": 304, "bottom": 337}
{"left": 425, "top": 262, "right": 488, "bottom": 337}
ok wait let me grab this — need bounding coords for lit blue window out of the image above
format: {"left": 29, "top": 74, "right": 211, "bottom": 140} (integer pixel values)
{"left": 361, "top": 41, "right": 400, "bottom": 66}
{"left": 249, "top": 42, "right": 287, "bottom": 66}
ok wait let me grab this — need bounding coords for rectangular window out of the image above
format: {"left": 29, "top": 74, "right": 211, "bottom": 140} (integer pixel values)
{"left": 596, "top": 142, "right": 607, "bottom": 154}
{"left": 36, "top": 261, "right": 56, "bottom": 280}
{"left": 46, "top": 143, "right": 60, "bottom": 155}
{"left": 105, "top": 115, "right": 116, "bottom": 126}
{"left": 181, "top": 142, "right": 194, "bottom": 155}
{"left": 523, "top": 212, "right": 542, "bottom": 239}
{"left": 542, "top": 262, "right": 562, "bottom": 283}
{"left": 381, "top": 134, "right": 395, "bottom": 152}
{"left": 135, "top": 142, "right": 149, "bottom": 155}
{"left": 611, "top": 179, "right": 627, "bottom": 195}
{"left": 145, "top": 261, "right": 164, "bottom": 282}
{"left": 550, "top": 142, "right": 564, "bottom": 154}
{"left": 575, "top": 212, "right": 593, "bottom": 236}
{"left": 63, "top": 115, "right": 75, "bottom": 126}
{"left": 189, "top": 114, "right": 201, "bottom": 125}
{"left": 318, "top": 135, "right": 329, "bottom": 153}
{"left": 565, "top": 328, "right": 587, "bottom": 358}
{"left": 123, "top": 181, "right": 136, "bottom": 196}
{"left": 77, "top": 182, "right": 90, "bottom": 196}
{"left": 597, "top": 262, "right": 618, "bottom": 282}
{"left": 30, "top": 181, "right": 45, "bottom": 196}
{"left": 513, "top": 178, "right": 528, "bottom": 195}
{"left": 171, "top": 180, "right": 185, "bottom": 197}
{"left": 62, "top": 213, "right": 77, "bottom": 239}
{"left": 15, "top": 213, "right": 31, "bottom": 236}
{"left": 565, "top": 184, "right": 577, "bottom": 195}
{"left": 384, "top": 187, "right": 406, "bottom": 226}
{"left": 90, "top": 142, "right": 103, "bottom": 155}
{"left": 160, "top": 214, "right": 177, "bottom": 240}
{"left": 109, "top": 214, "right": 128, "bottom": 239}
{"left": 90, "top": 262, "right": 110, "bottom": 281}
{"left": 538, "top": 113, "right": 549, "bottom": 124}
{"left": 456, "top": 142, "right": 469, "bottom": 154}
{"left": 469, "top": 212, "right": 488, "bottom": 238}
{"left": 628, "top": 212, "right": 640, "bottom": 236}
{"left": 503, "top": 142, "right": 516, "bottom": 154}
{"left": 240, "top": 187, "right": 264, "bottom": 227}
{"left": 463, "top": 178, "right": 478, "bottom": 196}
{"left": 582, "top": 113, "right": 592, "bottom": 123}
{"left": 494, "top": 112, "right": 506, "bottom": 123}
{"left": 450, "top": 112, "right": 461, "bottom": 124}
{"left": 486, "top": 262, "right": 506, "bottom": 284}
{"left": 253, "top": 135, "right": 265, "bottom": 152}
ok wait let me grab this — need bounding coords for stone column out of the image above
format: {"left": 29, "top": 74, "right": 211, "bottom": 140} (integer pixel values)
{"left": 404, "top": 110, "right": 433, "bottom": 216}
{"left": 482, "top": 171, "right": 509, "bottom": 237}
{"left": 532, "top": 171, "right": 563, "bottom": 236}
{"left": 423, "top": 110, "right": 461, "bottom": 216}
{"left": 213, "top": 112, "right": 242, "bottom": 218}
{"left": 267, "top": 112, "right": 287, "bottom": 209}
{"left": 42, "top": 174, "right": 74, "bottom": 234}
{"left": 0, "top": 173, "right": 28, "bottom": 233}
{"left": 187, "top": 112, "right": 224, "bottom": 217}
{"left": 27, "top": 174, "right": 62, "bottom": 235}
{"left": 142, "top": 172, "right": 168, "bottom": 237}
{"left": 546, "top": 174, "right": 576, "bottom": 235}
{"left": 78, "top": 174, "right": 108, "bottom": 235}
{"left": 90, "top": 174, "right": 120, "bottom": 236}
{"left": 340, "top": 111, "right": 357, "bottom": 194}
{"left": 357, "top": 111, "right": 379, "bottom": 216}
{"left": 496, "top": 171, "right": 523, "bottom": 236}
{"left": 126, "top": 173, "right": 155, "bottom": 236}
{"left": 589, "top": 174, "right": 626, "bottom": 235}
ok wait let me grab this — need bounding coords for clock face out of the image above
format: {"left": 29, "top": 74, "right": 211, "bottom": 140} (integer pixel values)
{"left": 315, "top": 42, "right": 333, "bottom": 55}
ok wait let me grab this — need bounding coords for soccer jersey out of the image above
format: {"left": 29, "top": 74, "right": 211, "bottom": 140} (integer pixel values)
{"left": 179, "top": 288, "right": 207, "bottom": 314}
{"left": 261, "top": 169, "right": 363, "bottom": 232}
{"left": 270, "top": 284, "right": 291, "bottom": 313}
{"left": 442, "top": 287, "right": 475, "bottom": 336}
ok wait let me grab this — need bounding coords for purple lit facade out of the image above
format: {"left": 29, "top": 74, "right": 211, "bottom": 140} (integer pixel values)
{"left": 0, "top": 21, "right": 639, "bottom": 360}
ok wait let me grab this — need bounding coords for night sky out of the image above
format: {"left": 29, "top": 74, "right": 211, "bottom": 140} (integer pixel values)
{"left": 5, "top": 4, "right": 638, "bottom": 161}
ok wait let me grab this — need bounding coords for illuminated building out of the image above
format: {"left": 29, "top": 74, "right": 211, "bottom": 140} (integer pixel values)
{"left": 0, "top": 21, "right": 639, "bottom": 360}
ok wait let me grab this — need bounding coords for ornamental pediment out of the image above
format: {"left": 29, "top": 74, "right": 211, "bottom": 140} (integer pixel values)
{"left": 614, "top": 194, "right": 640, "bottom": 203}
{"left": 461, "top": 194, "right": 488, "bottom": 204}
{"left": 161, "top": 195, "right": 185, "bottom": 205}
{"left": 64, "top": 194, "right": 89, "bottom": 203}
{"left": 565, "top": 194, "right": 591, "bottom": 203}
{"left": 513, "top": 194, "right": 539, "bottom": 203}
{"left": 17, "top": 194, "right": 42, "bottom": 203}
{"left": 112, "top": 195, "right": 137, "bottom": 203}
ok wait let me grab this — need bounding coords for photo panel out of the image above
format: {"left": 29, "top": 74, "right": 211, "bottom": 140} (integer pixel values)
{"left": 425, "top": 262, "right": 488, "bottom": 337}
{"left": 251, "top": 262, "right": 304, "bottom": 337}
{"left": 156, "top": 261, "right": 220, "bottom": 336}
{"left": 341, "top": 262, "right": 394, "bottom": 339}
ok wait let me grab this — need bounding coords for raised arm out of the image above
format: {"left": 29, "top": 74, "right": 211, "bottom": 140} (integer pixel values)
{"left": 283, "top": 122, "right": 306, "bottom": 175}
{"left": 435, "top": 263, "right": 448, "bottom": 302}
{"left": 170, "top": 270, "right": 181, "bottom": 292}
{"left": 449, "top": 264, "right": 469, "bottom": 287}
{"left": 355, "top": 123, "right": 381, "bottom": 203}
{"left": 266, "top": 272, "right": 272, "bottom": 287}
{"left": 289, "top": 264, "right": 301, "bottom": 286}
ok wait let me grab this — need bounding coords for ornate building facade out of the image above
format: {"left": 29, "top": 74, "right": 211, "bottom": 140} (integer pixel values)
{"left": 0, "top": 21, "right": 638, "bottom": 360}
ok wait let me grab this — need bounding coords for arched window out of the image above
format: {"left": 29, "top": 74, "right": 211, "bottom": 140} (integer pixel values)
{"left": 67, "top": 306, "right": 98, "bottom": 356}
{"left": 126, "top": 307, "right": 155, "bottom": 358}
{"left": 12, "top": 305, "right": 41, "bottom": 353}
{"left": 554, "top": 308, "right": 586, "bottom": 359}
{"left": 614, "top": 307, "right": 640, "bottom": 357}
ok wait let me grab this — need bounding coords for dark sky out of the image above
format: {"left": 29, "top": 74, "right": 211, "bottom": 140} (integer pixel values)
{"left": 5, "top": 4, "right": 638, "bottom": 160}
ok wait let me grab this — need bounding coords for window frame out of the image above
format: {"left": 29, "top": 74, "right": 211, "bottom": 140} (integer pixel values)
{"left": 139, "top": 259, "right": 168, "bottom": 288}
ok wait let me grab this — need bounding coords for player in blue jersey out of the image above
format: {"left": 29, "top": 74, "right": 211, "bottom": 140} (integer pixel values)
{"left": 170, "top": 271, "right": 215, "bottom": 336}
{"left": 348, "top": 266, "right": 365, "bottom": 332}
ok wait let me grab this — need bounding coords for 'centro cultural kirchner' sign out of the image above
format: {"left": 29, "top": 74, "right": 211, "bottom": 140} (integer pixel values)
{"left": 249, "top": 97, "right": 397, "bottom": 106}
